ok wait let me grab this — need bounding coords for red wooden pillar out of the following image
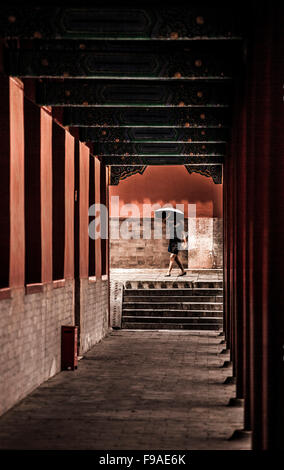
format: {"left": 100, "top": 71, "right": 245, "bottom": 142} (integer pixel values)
{"left": 89, "top": 155, "right": 96, "bottom": 277}
{"left": 95, "top": 157, "right": 102, "bottom": 279}
{"left": 9, "top": 78, "right": 25, "bottom": 288}
{"left": 245, "top": 1, "right": 284, "bottom": 449}
{"left": 230, "top": 137, "right": 237, "bottom": 376}
{"left": 64, "top": 131, "right": 75, "bottom": 280}
{"left": 24, "top": 97, "right": 41, "bottom": 285}
{"left": 79, "top": 142, "right": 89, "bottom": 279}
{"left": 223, "top": 158, "right": 231, "bottom": 351}
{"left": 246, "top": 4, "right": 270, "bottom": 449}
{"left": 52, "top": 122, "right": 66, "bottom": 281}
{"left": 105, "top": 166, "right": 110, "bottom": 279}
{"left": 236, "top": 85, "right": 250, "bottom": 412}
{"left": 0, "top": 77, "right": 11, "bottom": 289}
{"left": 100, "top": 162, "right": 107, "bottom": 276}
{"left": 0, "top": 77, "right": 27, "bottom": 289}
{"left": 250, "top": 2, "right": 284, "bottom": 450}
{"left": 40, "top": 107, "right": 53, "bottom": 284}
{"left": 229, "top": 53, "right": 252, "bottom": 430}
{"left": 0, "top": 78, "right": 26, "bottom": 289}
{"left": 74, "top": 140, "right": 89, "bottom": 350}
{"left": 222, "top": 160, "right": 229, "bottom": 344}
{"left": 225, "top": 145, "right": 234, "bottom": 356}
{"left": 266, "top": 2, "right": 284, "bottom": 448}
{"left": 229, "top": 75, "right": 247, "bottom": 403}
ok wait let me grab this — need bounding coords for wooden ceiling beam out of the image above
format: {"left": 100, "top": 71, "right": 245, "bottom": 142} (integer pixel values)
{"left": 99, "top": 155, "right": 224, "bottom": 165}
{"left": 35, "top": 79, "right": 232, "bottom": 107}
{"left": 92, "top": 142, "right": 226, "bottom": 156}
{"left": 5, "top": 39, "right": 241, "bottom": 79}
{"left": 0, "top": 7, "right": 243, "bottom": 40}
{"left": 78, "top": 126, "right": 229, "bottom": 143}
{"left": 62, "top": 106, "right": 230, "bottom": 128}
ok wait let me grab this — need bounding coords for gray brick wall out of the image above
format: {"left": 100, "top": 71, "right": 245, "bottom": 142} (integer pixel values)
{"left": 0, "top": 280, "right": 74, "bottom": 416}
{"left": 78, "top": 278, "right": 109, "bottom": 355}
{"left": 110, "top": 217, "right": 223, "bottom": 269}
{"left": 0, "top": 277, "right": 109, "bottom": 416}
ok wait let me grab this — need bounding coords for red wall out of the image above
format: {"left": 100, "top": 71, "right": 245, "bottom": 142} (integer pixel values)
{"left": 109, "top": 165, "right": 223, "bottom": 218}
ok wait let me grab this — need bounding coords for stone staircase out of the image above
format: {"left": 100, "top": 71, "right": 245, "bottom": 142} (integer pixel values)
{"left": 121, "top": 279, "right": 223, "bottom": 330}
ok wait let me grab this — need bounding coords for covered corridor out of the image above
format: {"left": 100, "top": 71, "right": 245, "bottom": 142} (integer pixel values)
{"left": 0, "top": 1, "right": 284, "bottom": 452}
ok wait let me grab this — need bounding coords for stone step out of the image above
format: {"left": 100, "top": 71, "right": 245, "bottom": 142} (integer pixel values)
{"left": 124, "top": 295, "right": 223, "bottom": 303}
{"left": 124, "top": 281, "right": 223, "bottom": 289}
{"left": 123, "top": 302, "right": 223, "bottom": 311}
{"left": 123, "top": 288, "right": 223, "bottom": 297}
{"left": 121, "top": 283, "right": 223, "bottom": 331}
{"left": 123, "top": 315, "right": 222, "bottom": 323}
{"left": 122, "top": 322, "right": 222, "bottom": 331}
{"left": 122, "top": 309, "right": 223, "bottom": 318}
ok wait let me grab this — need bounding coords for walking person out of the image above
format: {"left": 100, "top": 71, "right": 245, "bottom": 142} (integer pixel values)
{"left": 161, "top": 211, "right": 187, "bottom": 277}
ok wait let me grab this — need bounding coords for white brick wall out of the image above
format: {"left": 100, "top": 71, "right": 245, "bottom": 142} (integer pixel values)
{"left": 79, "top": 278, "right": 109, "bottom": 355}
{"left": 0, "top": 280, "right": 74, "bottom": 416}
{"left": 0, "top": 277, "right": 110, "bottom": 416}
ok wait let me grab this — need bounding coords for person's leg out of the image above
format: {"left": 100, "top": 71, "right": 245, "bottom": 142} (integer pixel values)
{"left": 175, "top": 253, "right": 186, "bottom": 275}
{"left": 166, "top": 253, "right": 176, "bottom": 275}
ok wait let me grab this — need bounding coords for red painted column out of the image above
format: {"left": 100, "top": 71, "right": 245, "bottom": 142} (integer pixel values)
{"left": 95, "top": 157, "right": 102, "bottom": 279}
{"left": 223, "top": 158, "right": 231, "bottom": 350}
{"left": 100, "top": 163, "right": 107, "bottom": 276}
{"left": 246, "top": 53, "right": 258, "bottom": 449}
{"left": 79, "top": 142, "right": 89, "bottom": 279}
{"left": 9, "top": 78, "right": 25, "bottom": 288}
{"left": 267, "top": 2, "right": 284, "bottom": 448}
{"left": 64, "top": 131, "right": 75, "bottom": 280}
{"left": 229, "top": 76, "right": 247, "bottom": 403}
{"left": 236, "top": 82, "right": 249, "bottom": 408}
{"left": 40, "top": 107, "right": 53, "bottom": 284}
{"left": 105, "top": 166, "right": 110, "bottom": 279}
{"left": 246, "top": 5, "right": 270, "bottom": 449}
{"left": 230, "top": 138, "right": 236, "bottom": 374}
{"left": 52, "top": 122, "right": 65, "bottom": 280}
{"left": 252, "top": 2, "right": 284, "bottom": 449}
{"left": 245, "top": 2, "right": 284, "bottom": 449}
{"left": 222, "top": 160, "right": 229, "bottom": 344}
{"left": 24, "top": 97, "right": 41, "bottom": 285}
{"left": 225, "top": 147, "right": 234, "bottom": 355}
{"left": 0, "top": 78, "right": 13, "bottom": 288}
{"left": 89, "top": 155, "right": 96, "bottom": 277}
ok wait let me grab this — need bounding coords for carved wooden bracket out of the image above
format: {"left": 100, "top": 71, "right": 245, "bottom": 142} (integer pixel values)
{"left": 110, "top": 164, "right": 222, "bottom": 185}
{"left": 184, "top": 164, "right": 222, "bottom": 184}
{"left": 110, "top": 166, "right": 147, "bottom": 185}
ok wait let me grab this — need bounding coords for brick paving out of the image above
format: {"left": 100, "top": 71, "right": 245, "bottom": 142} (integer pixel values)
{"left": 0, "top": 329, "right": 251, "bottom": 450}
{"left": 110, "top": 268, "right": 223, "bottom": 282}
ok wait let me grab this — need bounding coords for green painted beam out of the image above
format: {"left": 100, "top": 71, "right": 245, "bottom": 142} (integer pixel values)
{"left": 62, "top": 106, "right": 231, "bottom": 128}
{"left": 36, "top": 79, "right": 232, "bottom": 107}
{"left": 5, "top": 39, "right": 241, "bottom": 79}
{"left": 98, "top": 155, "right": 224, "bottom": 165}
{"left": 0, "top": 6, "right": 243, "bottom": 40}
{"left": 92, "top": 142, "right": 226, "bottom": 155}
{"left": 62, "top": 106, "right": 230, "bottom": 127}
{"left": 79, "top": 126, "right": 229, "bottom": 142}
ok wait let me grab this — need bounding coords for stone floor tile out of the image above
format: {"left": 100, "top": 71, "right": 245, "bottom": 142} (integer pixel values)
{"left": 0, "top": 330, "right": 250, "bottom": 450}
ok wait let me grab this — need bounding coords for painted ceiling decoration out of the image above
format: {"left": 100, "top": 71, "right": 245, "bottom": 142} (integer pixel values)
{"left": 0, "top": 4, "right": 243, "bottom": 177}
{"left": 110, "top": 164, "right": 222, "bottom": 185}
{"left": 184, "top": 164, "right": 222, "bottom": 184}
{"left": 110, "top": 166, "right": 147, "bottom": 186}
{"left": 0, "top": 7, "right": 242, "bottom": 40}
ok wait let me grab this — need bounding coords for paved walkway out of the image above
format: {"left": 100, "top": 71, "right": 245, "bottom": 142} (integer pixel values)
{"left": 110, "top": 268, "right": 223, "bottom": 282}
{"left": 0, "top": 330, "right": 250, "bottom": 450}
